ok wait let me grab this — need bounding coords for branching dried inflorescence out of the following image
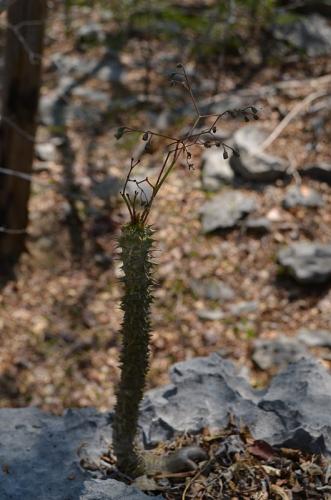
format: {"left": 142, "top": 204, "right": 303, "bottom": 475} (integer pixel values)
{"left": 115, "top": 63, "right": 259, "bottom": 224}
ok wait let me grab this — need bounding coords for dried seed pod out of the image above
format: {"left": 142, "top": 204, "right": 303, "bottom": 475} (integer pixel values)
{"left": 115, "top": 127, "right": 125, "bottom": 140}
{"left": 223, "top": 149, "right": 229, "bottom": 160}
{"left": 212, "top": 126, "right": 217, "bottom": 133}
{"left": 144, "top": 140, "right": 153, "bottom": 154}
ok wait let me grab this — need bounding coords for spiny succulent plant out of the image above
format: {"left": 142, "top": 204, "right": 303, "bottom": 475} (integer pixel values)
{"left": 112, "top": 64, "right": 258, "bottom": 477}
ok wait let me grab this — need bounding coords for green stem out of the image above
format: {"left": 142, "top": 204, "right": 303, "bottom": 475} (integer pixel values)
{"left": 112, "top": 222, "right": 154, "bottom": 476}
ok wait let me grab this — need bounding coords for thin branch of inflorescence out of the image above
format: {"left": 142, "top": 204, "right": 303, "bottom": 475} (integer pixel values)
{"left": 116, "top": 63, "right": 259, "bottom": 224}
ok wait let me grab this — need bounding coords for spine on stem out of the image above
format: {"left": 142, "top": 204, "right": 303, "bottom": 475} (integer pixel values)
{"left": 112, "top": 221, "right": 154, "bottom": 476}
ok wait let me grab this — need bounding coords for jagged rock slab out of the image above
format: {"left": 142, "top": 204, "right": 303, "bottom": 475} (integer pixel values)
{"left": 141, "top": 354, "right": 331, "bottom": 456}
{"left": 278, "top": 242, "right": 331, "bottom": 285}
{"left": 201, "top": 149, "right": 234, "bottom": 190}
{"left": 200, "top": 191, "right": 257, "bottom": 233}
{"left": 258, "top": 358, "right": 331, "bottom": 454}
{"left": 273, "top": 14, "right": 331, "bottom": 57}
{"left": 1, "top": 356, "right": 331, "bottom": 499}
{"left": 282, "top": 185, "right": 324, "bottom": 209}
{"left": 299, "top": 163, "right": 331, "bottom": 185}
{"left": 230, "top": 126, "right": 289, "bottom": 182}
{"left": 140, "top": 354, "right": 261, "bottom": 447}
{"left": 0, "top": 407, "right": 157, "bottom": 500}
{"left": 141, "top": 354, "right": 331, "bottom": 454}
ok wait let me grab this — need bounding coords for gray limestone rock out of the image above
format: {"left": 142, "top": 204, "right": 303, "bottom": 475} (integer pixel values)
{"left": 273, "top": 14, "right": 331, "bottom": 57}
{"left": 252, "top": 336, "right": 308, "bottom": 370}
{"left": 299, "top": 163, "right": 331, "bottom": 185}
{"left": 244, "top": 217, "right": 271, "bottom": 234}
{"left": 71, "top": 87, "right": 110, "bottom": 103}
{"left": 201, "top": 149, "right": 234, "bottom": 191}
{"left": 200, "top": 191, "right": 257, "bottom": 233}
{"left": 0, "top": 407, "right": 156, "bottom": 500}
{"left": 35, "top": 142, "right": 57, "bottom": 162}
{"left": 76, "top": 23, "right": 106, "bottom": 48}
{"left": 124, "top": 176, "right": 154, "bottom": 206}
{"left": 1, "top": 355, "right": 331, "bottom": 498}
{"left": 96, "top": 58, "right": 125, "bottom": 83}
{"left": 49, "top": 52, "right": 125, "bottom": 85}
{"left": 230, "top": 126, "right": 289, "bottom": 182}
{"left": 49, "top": 54, "right": 95, "bottom": 78}
{"left": 141, "top": 354, "right": 331, "bottom": 455}
{"left": 278, "top": 242, "right": 331, "bottom": 285}
{"left": 297, "top": 328, "right": 331, "bottom": 348}
{"left": 38, "top": 94, "right": 102, "bottom": 127}
{"left": 258, "top": 357, "right": 331, "bottom": 454}
{"left": 190, "top": 278, "right": 235, "bottom": 302}
{"left": 200, "top": 94, "right": 253, "bottom": 116}
{"left": 91, "top": 175, "right": 122, "bottom": 201}
{"left": 197, "top": 309, "right": 224, "bottom": 321}
{"left": 282, "top": 186, "right": 324, "bottom": 209}
{"left": 228, "top": 301, "right": 259, "bottom": 316}
{"left": 140, "top": 353, "right": 261, "bottom": 447}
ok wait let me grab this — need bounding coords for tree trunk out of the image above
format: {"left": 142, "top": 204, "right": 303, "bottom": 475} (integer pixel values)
{"left": 0, "top": 0, "right": 46, "bottom": 272}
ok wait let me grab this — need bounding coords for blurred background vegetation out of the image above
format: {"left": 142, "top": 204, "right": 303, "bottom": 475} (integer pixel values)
{"left": 0, "top": 0, "right": 330, "bottom": 413}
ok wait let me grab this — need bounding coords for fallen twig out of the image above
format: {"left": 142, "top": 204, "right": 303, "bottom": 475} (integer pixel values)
{"left": 258, "top": 90, "right": 329, "bottom": 152}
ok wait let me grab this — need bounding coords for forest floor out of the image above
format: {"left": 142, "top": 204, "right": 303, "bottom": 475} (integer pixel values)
{"left": 0, "top": 3, "right": 330, "bottom": 415}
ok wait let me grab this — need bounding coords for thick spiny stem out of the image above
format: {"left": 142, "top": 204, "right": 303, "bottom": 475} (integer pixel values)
{"left": 112, "top": 222, "right": 154, "bottom": 477}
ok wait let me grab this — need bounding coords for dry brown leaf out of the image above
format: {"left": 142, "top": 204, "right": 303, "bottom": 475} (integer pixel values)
{"left": 247, "top": 440, "right": 277, "bottom": 461}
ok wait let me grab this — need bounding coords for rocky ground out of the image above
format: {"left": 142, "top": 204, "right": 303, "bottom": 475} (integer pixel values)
{"left": 0, "top": 2, "right": 330, "bottom": 415}
{"left": 1, "top": 354, "right": 330, "bottom": 499}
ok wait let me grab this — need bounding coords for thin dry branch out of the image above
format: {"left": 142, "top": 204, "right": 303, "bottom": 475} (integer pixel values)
{"left": 258, "top": 90, "right": 329, "bottom": 153}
